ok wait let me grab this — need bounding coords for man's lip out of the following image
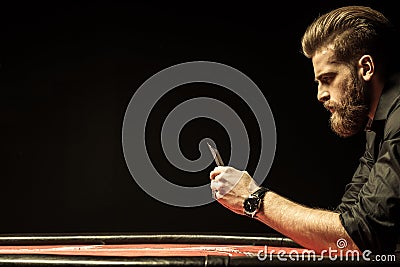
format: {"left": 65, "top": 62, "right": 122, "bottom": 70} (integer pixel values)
{"left": 324, "top": 105, "right": 335, "bottom": 113}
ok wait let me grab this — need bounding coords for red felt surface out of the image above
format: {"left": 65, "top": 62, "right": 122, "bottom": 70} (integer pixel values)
{"left": 0, "top": 244, "right": 310, "bottom": 257}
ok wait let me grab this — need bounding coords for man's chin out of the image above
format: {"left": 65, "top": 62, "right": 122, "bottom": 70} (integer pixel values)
{"left": 331, "top": 127, "right": 356, "bottom": 138}
{"left": 329, "top": 117, "right": 362, "bottom": 138}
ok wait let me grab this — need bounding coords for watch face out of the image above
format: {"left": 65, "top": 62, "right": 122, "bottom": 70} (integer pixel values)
{"left": 244, "top": 197, "right": 259, "bottom": 213}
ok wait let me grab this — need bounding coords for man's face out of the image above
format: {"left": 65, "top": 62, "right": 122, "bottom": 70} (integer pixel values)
{"left": 312, "top": 48, "right": 369, "bottom": 137}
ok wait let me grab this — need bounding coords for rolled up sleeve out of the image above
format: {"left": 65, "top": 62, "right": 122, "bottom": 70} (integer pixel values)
{"left": 339, "top": 138, "right": 400, "bottom": 253}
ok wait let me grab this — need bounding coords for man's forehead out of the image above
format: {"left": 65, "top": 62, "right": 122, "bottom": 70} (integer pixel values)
{"left": 312, "top": 47, "right": 335, "bottom": 65}
{"left": 312, "top": 48, "right": 337, "bottom": 78}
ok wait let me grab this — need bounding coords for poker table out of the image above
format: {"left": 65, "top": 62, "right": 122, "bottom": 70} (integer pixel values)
{"left": 0, "top": 233, "right": 396, "bottom": 266}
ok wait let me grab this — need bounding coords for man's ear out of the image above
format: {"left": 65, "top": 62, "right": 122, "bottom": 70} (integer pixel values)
{"left": 358, "top": 55, "right": 374, "bottom": 81}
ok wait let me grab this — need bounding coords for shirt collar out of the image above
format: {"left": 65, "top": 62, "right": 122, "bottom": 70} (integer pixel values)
{"left": 365, "top": 73, "right": 400, "bottom": 131}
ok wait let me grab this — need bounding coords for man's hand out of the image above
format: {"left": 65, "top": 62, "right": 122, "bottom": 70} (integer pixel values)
{"left": 210, "top": 166, "right": 259, "bottom": 215}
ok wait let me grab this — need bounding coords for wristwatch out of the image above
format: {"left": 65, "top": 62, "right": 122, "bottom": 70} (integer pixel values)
{"left": 243, "top": 187, "right": 269, "bottom": 218}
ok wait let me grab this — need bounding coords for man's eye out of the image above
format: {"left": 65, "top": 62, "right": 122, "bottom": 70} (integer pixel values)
{"left": 321, "top": 77, "right": 329, "bottom": 84}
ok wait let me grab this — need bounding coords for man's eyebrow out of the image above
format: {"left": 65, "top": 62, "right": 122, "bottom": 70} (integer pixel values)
{"left": 314, "top": 72, "right": 336, "bottom": 82}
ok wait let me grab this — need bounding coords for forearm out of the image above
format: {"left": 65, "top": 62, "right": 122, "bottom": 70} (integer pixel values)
{"left": 256, "top": 191, "right": 360, "bottom": 253}
{"left": 209, "top": 167, "right": 361, "bottom": 253}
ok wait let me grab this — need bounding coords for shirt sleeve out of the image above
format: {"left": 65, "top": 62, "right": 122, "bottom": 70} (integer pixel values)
{"left": 335, "top": 133, "right": 375, "bottom": 213}
{"left": 339, "top": 137, "right": 400, "bottom": 253}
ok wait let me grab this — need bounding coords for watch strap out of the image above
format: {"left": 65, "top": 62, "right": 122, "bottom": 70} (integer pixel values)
{"left": 251, "top": 187, "right": 269, "bottom": 198}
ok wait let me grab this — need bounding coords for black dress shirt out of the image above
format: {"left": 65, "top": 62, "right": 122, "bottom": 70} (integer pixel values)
{"left": 336, "top": 73, "right": 400, "bottom": 253}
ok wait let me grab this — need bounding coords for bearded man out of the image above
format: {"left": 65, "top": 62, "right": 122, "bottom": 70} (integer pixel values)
{"left": 210, "top": 5, "right": 400, "bottom": 255}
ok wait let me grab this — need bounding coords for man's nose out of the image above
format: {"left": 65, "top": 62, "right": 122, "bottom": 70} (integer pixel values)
{"left": 317, "top": 89, "right": 330, "bottom": 103}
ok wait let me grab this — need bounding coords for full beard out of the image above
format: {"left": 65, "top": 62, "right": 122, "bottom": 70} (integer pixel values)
{"left": 325, "top": 74, "right": 369, "bottom": 138}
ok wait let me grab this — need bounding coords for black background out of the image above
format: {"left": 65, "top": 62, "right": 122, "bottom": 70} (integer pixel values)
{"left": 1, "top": 1, "right": 398, "bottom": 235}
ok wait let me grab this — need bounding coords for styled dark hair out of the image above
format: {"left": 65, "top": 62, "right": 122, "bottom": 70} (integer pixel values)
{"left": 301, "top": 6, "right": 398, "bottom": 78}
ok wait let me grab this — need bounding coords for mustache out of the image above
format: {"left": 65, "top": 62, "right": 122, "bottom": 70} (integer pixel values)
{"left": 323, "top": 100, "right": 338, "bottom": 111}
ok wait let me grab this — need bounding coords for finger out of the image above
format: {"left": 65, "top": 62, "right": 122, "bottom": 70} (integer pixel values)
{"left": 210, "top": 179, "right": 220, "bottom": 200}
{"left": 214, "top": 190, "right": 223, "bottom": 200}
{"left": 210, "top": 167, "right": 225, "bottom": 180}
{"left": 210, "top": 180, "right": 220, "bottom": 191}
{"left": 213, "top": 173, "right": 225, "bottom": 182}
{"left": 216, "top": 186, "right": 228, "bottom": 196}
{"left": 210, "top": 170, "right": 219, "bottom": 180}
{"left": 214, "top": 166, "right": 228, "bottom": 172}
{"left": 210, "top": 180, "right": 230, "bottom": 195}
{"left": 211, "top": 179, "right": 232, "bottom": 196}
